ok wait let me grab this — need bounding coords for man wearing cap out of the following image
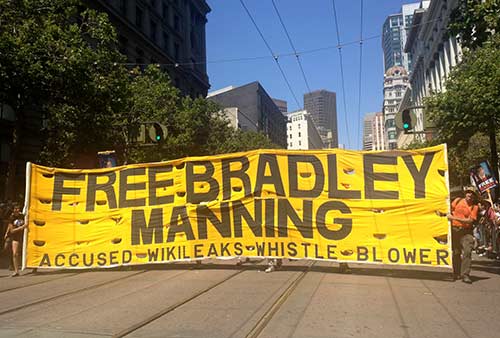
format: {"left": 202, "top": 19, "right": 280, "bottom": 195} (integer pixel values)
{"left": 447, "top": 188, "right": 479, "bottom": 284}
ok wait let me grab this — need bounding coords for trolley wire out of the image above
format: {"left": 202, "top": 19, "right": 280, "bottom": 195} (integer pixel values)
{"left": 271, "top": 0, "right": 312, "bottom": 94}
{"left": 331, "top": 0, "right": 351, "bottom": 149}
{"left": 239, "top": 0, "right": 301, "bottom": 109}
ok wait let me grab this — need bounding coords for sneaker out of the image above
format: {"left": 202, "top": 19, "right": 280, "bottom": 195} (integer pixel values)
{"left": 10, "top": 272, "right": 19, "bottom": 278}
{"left": 462, "top": 275, "right": 472, "bottom": 284}
{"left": 339, "top": 263, "right": 352, "bottom": 274}
{"left": 264, "top": 265, "right": 275, "bottom": 273}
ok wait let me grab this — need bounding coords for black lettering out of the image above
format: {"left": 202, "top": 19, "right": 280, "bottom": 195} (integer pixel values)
{"left": 119, "top": 168, "right": 146, "bottom": 208}
{"left": 265, "top": 199, "right": 276, "bottom": 237}
{"left": 373, "top": 247, "right": 382, "bottom": 262}
{"left": 268, "top": 242, "right": 279, "bottom": 256}
{"left": 327, "top": 245, "right": 337, "bottom": 259}
{"left": 234, "top": 242, "right": 243, "bottom": 256}
{"left": 167, "top": 206, "right": 195, "bottom": 242}
{"left": 97, "top": 252, "right": 107, "bottom": 266}
{"left": 402, "top": 152, "right": 435, "bottom": 199}
{"left": 316, "top": 201, "right": 352, "bottom": 240}
{"left": 86, "top": 172, "right": 117, "bottom": 211}
{"left": 109, "top": 251, "right": 119, "bottom": 265}
{"left": 420, "top": 248, "right": 431, "bottom": 264}
{"left": 220, "top": 243, "right": 231, "bottom": 256}
{"left": 149, "top": 165, "right": 174, "bottom": 206}
{"left": 194, "top": 244, "right": 204, "bottom": 258}
{"left": 357, "top": 246, "right": 369, "bottom": 261}
{"left": 196, "top": 203, "right": 231, "bottom": 239}
{"left": 39, "top": 253, "right": 51, "bottom": 267}
{"left": 131, "top": 208, "right": 164, "bottom": 245}
{"left": 222, "top": 157, "right": 251, "bottom": 200}
{"left": 277, "top": 199, "right": 313, "bottom": 238}
{"left": 327, "top": 155, "right": 361, "bottom": 199}
{"left": 233, "top": 200, "right": 262, "bottom": 238}
{"left": 403, "top": 248, "right": 417, "bottom": 263}
{"left": 301, "top": 242, "right": 311, "bottom": 257}
{"left": 69, "top": 253, "right": 79, "bottom": 267}
{"left": 52, "top": 173, "right": 85, "bottom": 211}
{"left": 166, "top": 246, "right": 176, "bottom": 260}
{"left": 436, "top": 249, "right": 449, "bottom": 265}
{"left": 314, "top": 244, "right": 324, "bottom": 259}
{"left": 254, "top": 154, "right": 285, "bottom": 197}
{"left": 186, "top": 161, "right": 219, "bottom": 204}
{"left": 363, "top": 154, "right": 398, "bottom": 199}
{"left": 55, "top": 253, "right": 65, "bottom": 267}
{"left": 83, "top": 253, "right": 93, "bottom": 267}
{"left": 288, "top": 155, "right": 324, "bottom": 198}
{"left": 287, "top": 242, "right": 297, "bottom": 256}
{"left": 207, "top": 243, "right": 218, "bottom": 256}
{"left": 255, "top": 242, "right": 265, "bottom": 255}
{"left": 123, "top": 250, "right": 132, "bottom": 264}
{"left": 388, "top": 248, "right": 400, "bottom": 263}
{"left": 148, "top": 248, "right": 160, "bottom": 261}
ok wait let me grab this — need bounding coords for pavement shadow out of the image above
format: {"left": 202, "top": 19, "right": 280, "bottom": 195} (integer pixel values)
{"left": 471, "top": 259, "right": 500, "bottom": 275}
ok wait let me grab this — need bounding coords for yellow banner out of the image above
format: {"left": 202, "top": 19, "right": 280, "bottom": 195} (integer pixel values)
{"left": 24, "top": 145, "right": 451, "bottom": 269}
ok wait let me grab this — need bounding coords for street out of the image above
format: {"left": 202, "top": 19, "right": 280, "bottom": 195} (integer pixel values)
{"left": 1, "top": 256, "right": 499, "bottom": 337}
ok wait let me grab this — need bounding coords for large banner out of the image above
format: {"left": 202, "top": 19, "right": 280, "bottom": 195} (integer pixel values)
{"left": 23, "top": 145, "right": 451, "bottom": 269}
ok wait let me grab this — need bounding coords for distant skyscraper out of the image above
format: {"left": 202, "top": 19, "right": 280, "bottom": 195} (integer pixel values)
{"left": 382, "top": 2, "right": 420, "bottom": 73}
{"left": 207, "top": 82, "right": 287, "bottom": 147}
{"left": 303, "top": 90, "right": 338, "bottom": 148}
{"left": 383, "top": 66, "right": 409, "bottom": 150}
{"left": 287, "top": 110, "right": 323, "bottom": 150}
{"left": 272, "top": 98, "right": 288, "bottom": 114}
{"left": 363, "top": 112, "right": 385, "bottom": 151}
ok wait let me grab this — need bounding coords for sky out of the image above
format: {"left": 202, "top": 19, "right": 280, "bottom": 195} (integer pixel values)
{"left": 205, "top": 0, "right": 420, "bottom": 150}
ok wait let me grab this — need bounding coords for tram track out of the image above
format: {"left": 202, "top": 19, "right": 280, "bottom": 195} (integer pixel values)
{"left": 113, "top": 268, "right": 246, "bottom": 338}
{"left": 0, "top": 269, "right": 148, "bottom": 316}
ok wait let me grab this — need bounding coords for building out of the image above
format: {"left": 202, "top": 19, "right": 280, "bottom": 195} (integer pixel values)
{"left": 89, "top": 0, "right": 211, "bottom": 98}
{"left": 383, "top": 66, "right": 410, "bottom": 150}
{"left": 363, "top": 112, "right": 385, "bottom": 151}
{"left": 303, "top": 90, "right": 338, "bottom": 148}
{"left": 207, "top": 82, "right": 287, "bottom": 148}
{"left": 272, "top": 98, "right": 288, "bottom": 114}
{"left": 397, "top": 0, "right": 461, "bottom": 147}
{"left": 382, "top": 2, "right": 422, "bottom": 73}
{"left": 287, "top": 110, "right": 323, "bottom": 150}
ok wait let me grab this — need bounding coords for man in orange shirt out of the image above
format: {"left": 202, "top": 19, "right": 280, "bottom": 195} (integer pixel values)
{"left": 447, "top": 188, "right": 479, "bottom": 284}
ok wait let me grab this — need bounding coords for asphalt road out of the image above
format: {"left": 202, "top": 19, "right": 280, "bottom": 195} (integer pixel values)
{"left": 0, "top": 256, "right": 499, "bottom": 338}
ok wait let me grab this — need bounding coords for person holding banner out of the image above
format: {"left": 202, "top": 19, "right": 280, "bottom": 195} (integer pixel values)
{"left": 448, "top": 188, "right": 479, "bottom": 284}
{"left": 4, "top": 205, "right": 27, "bottom": 277}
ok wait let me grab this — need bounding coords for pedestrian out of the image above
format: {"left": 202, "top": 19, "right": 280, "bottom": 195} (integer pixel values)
{"left": 4, "top": 205, "right": 27, "bottom": 277}
{"left": 447, "top": 187, "right": 479, "bottom": 284}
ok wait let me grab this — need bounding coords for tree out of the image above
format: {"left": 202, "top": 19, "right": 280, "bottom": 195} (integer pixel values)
{"left": 425, "top": 36, "right": 500, "bottom": 188}
{"left": 449, "top": 0, "right": 500, "bottom": 50}
{"left": 0, "top": 0, "right": 131, "bottom": 185}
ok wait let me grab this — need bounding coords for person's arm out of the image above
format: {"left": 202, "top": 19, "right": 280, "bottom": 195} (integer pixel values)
{"left": 9, "top": 223, "right": 27, "bottom": 234}
{"left": 447, "top": 204, "right": 478, "bottom": 224}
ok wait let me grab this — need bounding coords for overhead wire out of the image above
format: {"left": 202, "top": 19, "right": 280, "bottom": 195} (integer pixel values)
{"left": 239, "top": 0, "right": 301, "bottom": 109}
{"left": 357, "top": 0, "right": 364, "bottom": 149}
{"left": 331, "top": 0, "right": 350, "bottom": 149}
{"left": 271, "top": 0, "right": 312, "bottom": 94}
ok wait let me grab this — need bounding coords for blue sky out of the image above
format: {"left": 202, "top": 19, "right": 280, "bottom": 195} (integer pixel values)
{"left": 205, "top": 0, "right": 419, "bottom": 150}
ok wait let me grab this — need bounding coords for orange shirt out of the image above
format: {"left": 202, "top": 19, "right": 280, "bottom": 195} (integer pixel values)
{"left": 451, "top": 198, "right": 478, "bottom": 228}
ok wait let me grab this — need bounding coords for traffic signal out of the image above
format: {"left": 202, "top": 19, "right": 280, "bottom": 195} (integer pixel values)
{"left": 149, "top": 123, "right": 165, "bottom": 142}
{"left": 402, "top": 109, "right": 412, "bottom": 132}
{"left": 133, "top": 122, "right": 168, "bottom": 144}
{"left": 395, "top": 109, "right": 416, "bottom": 133}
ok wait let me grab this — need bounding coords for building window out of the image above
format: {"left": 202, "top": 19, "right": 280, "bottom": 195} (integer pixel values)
{"left": 136, "top": 7, "right": 143, "bottom": 30}
{"left": 118, "top": 35, "right": 128, "bottom": 55}
{"left": 174, "top": 42, "right": 180, "bottom": 61}
{"left": 162, "top": 2, "right": 169, "bottom": 21}
{"left": 174, "top": 15, "right": 180, "bottom": 31}
{"left": 119, "top": 0, "right": 127, "bottom": 15}
{"left": 150, "top": 21, "right": 157, "bottom": 42}
{"left": 298, "top": 132, "right": 301, "bottom": 137}
{"left": 163, "top": 33, "right": 169, "bottom": 53}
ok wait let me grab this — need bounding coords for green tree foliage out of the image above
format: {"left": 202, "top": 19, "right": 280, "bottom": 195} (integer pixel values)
{"left": 450, "top": 0, "right": 500, "bottom": 50}
{"left": 0, "top": 0, "right": 131, "bottom": 168}
{"left": 1, "top": 0, "right": 282, "bottom": 174}
{"left": 425, "top": 36, "right": 500, "bottom": 185}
